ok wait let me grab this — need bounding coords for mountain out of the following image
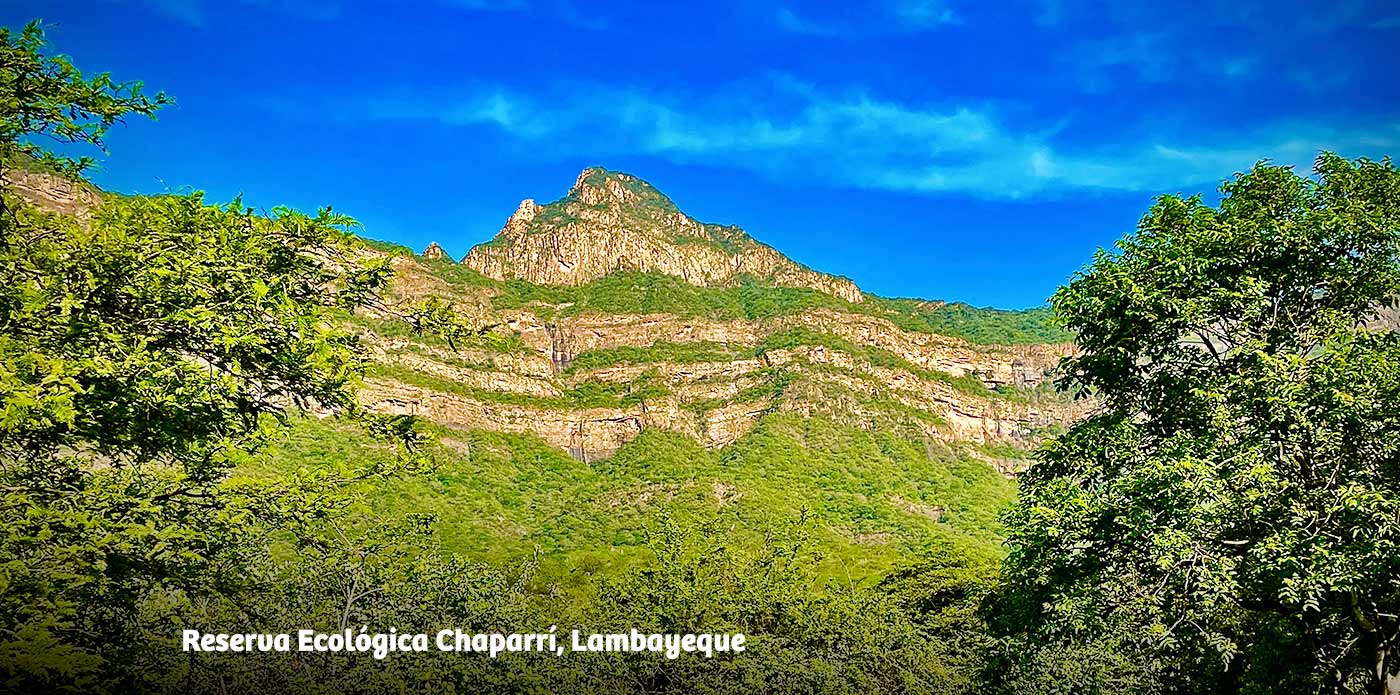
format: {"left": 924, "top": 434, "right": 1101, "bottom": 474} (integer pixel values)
{"left": 364, "top": 167, "right": 1086, "bottom": 462}
{"left": 462, "top": 167, "right": 864, "bottom": 302}
{"left": 12, "top": 165, "right": 1087, "bottom": 582}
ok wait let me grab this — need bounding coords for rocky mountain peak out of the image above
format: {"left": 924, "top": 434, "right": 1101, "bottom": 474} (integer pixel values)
{"left": 462, "top": 167, "right": 864, "bottom": 303}
{"left": 422, "top": 241, "right": 449, "bottom": 261}
{"left": 513, "top": 198, "right": 541, "bottom": 221}
{"left": 567, "top": 167, "right": 677, "bottom": 214}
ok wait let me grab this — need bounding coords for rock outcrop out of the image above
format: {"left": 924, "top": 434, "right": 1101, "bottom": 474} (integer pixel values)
{"left": 463, "top": 167, "right": 864, "bottom": 303}
{"left": 422, "top": 241, "right": 449, "bottom": 260}
{"left": 2, "top": 167, "right": 103, "bottom": 221}
{"left": 356, "top": 304, "right": 1089, "bottom": 463}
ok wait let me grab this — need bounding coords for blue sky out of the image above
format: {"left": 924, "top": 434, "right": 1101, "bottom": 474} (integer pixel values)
{"left": 4, "top": 0, "right": 1399, "bottom": 308}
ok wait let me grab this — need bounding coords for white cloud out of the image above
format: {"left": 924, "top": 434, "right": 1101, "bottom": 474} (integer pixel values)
{"left": 339, "top": 80, "right": 1400, "bottom": 199}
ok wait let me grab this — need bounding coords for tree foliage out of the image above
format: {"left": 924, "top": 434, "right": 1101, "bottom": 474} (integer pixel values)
{"left": 0, "top": 19, "right": 167, "bottom": 182}
{"left": 987, "top": 154, "right": 1400, "bottom": 694}
{"left": 0, "top": 22, "right": 431, "bottom": 689}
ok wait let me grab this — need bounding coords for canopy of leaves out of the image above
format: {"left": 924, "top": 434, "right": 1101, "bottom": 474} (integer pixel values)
{"left": 986, "top": 154, "right": 1400, "bottom": 694}
{"left": 0, "top": 23, "right": 436, "bottom": 689}
{"left": 0, "top": 20, "right": 167, "bottom": 180}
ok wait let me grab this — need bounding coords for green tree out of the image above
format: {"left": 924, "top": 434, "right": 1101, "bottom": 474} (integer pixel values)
{"left": 986, "top": 154, "right": 1400, "bottom": 694}
{"left": 0, "top": 21, "right": 427, "bottom": 690}
{"left": 0, "top": 20, "right": 167, "bottom": 193}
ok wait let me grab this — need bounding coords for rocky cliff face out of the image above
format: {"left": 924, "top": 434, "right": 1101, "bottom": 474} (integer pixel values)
{"left": 357, "top": 303, "right": 1088, "bottom": 466}
{"left": 2, "top": 167, "right": 103, "bottom": 221}
{"left": 13, "top": 165, "right": 1086, "bottom": 475}
{"left": 462, "top": 168, "right": 864, "bottom": 303}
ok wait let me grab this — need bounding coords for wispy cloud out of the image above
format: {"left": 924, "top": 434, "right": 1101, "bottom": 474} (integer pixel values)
{"left": 127, "top": 0, "right": 343, "bottom": 25}
{"left": 1063, "top": 31, "right": 1265, "bottom": 92}
{"left": 775, "top": 0, "right": 961, "bottom": 37}
{"left": 328, "top": 78, "right": 1399, "bottom": 198}
{"left": 442, "top": 0, "right": 528, "bottom": 9}
{"left": 775, "top": 7, "right": 840, "bottom": 36}
{"left": 130, "top": 0, "right": 528, "bottom": 26}
{"left": 892, "top": 0, "right": 961, "bottom": 27}
{"left": 1030, "top": 1, "right": 1382, "bottom": 92}
{"left": 142, "top": 0, "right": 208, "bottom": 26}
{"left": 551, "top": 1, "right": 611, "bottom": 31}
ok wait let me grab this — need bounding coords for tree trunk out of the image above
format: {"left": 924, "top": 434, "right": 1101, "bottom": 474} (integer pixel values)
{"left": 1378, "top": 645, "right": 1400, "bottom": 695}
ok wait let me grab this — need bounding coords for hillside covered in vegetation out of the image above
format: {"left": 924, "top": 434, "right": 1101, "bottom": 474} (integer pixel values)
{"left": 0, "top": 25, "right": 1082, "bottom": 688}
{"left": 241, "top": 167, "right": 1085, "bottom": 587}
{"left": 9, "top": 19, "right": 1400, "bottom": 695}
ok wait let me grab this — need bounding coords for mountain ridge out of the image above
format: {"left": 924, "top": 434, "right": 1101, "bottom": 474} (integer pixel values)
{"left": 8, "top": 161, "right": 1084, "bottom": 586}
{"left": 9, "top": 165, "right": 1082, "bottom": 466}
{"left": 460, "top": 167, "right": 866, "bottom": 303}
